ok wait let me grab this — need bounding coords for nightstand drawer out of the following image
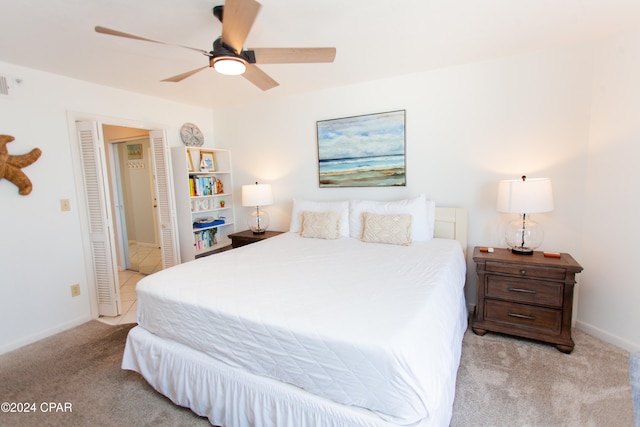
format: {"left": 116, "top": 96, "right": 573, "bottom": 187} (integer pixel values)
{"left": 486, "top": 276, "right": 563, "bottom": 307}
{"left": 486, "top": 260, "right": 566, "bottom": 280}
{"left": 484, "top": 299, "right": 562, "bottom": 333}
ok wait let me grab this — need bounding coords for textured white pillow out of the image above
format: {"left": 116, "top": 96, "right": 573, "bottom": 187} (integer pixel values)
{"left": 349, "top": 194, "right": 435, "bottom": 241}
{"left": 361, "top": 212, "right": 412, "bottom": 245}
{"left": 300, "top": 211, "right": 341, "bottom": 240}
{"left": 289, "top": 199, "right": 349, "bottom": 237}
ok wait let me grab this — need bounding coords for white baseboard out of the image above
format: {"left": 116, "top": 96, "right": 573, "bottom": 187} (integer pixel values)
{"left": 575, "top": 320, "right": 640, "bottom": 353}
{"left": 0, "top": 315, "right": 92, "bottom": 355}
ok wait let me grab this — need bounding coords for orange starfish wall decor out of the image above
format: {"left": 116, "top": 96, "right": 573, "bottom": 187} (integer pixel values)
{"left": 0, "top": 134, "right": 42, "bottom": 195}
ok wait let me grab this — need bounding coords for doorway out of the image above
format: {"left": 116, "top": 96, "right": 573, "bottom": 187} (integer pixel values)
{"left": 104, "top": 126, "right": 163, "bottom": 275}
{"left": 69, "top": 116, "right": 179, "bottom": 319}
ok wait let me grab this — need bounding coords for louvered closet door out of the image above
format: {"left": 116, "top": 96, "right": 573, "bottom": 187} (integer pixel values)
{"left": 76, "top": 121, "right": 121, "bottom": 316}
{"left": 149, "top": 130, "right": 180, "bottom": 268}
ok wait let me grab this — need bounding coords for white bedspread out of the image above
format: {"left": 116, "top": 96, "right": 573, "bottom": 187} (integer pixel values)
{"left": 135, "top": 233, "right": 466, "bottom": 425}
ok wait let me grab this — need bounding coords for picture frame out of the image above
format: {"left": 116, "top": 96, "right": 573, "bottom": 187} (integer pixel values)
{"left": 127, "top": 143, "right": 142, "bottom": 160}
{"left": 199, "top": 150, "right": 216, "bottom": 172}
{"left": 186, "top": 149, "right": 195, "bottom": 172}
{"left": 316, "top": 110, "right": 406, "bottom": 187}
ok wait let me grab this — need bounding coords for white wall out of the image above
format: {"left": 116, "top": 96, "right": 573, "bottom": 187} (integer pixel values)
{"left": 577, "top": 28, "right": 640, "bottom": 351}
{"left": 2, "top": 27, "right": 639, "bottom": 354}
{"left": 215, "top": 31, "right": 640, "bottom": 352}
{"left": 0, "top": 61, "right": 213, "bottom": 353}
{"left": 213, "top": 43, "right": 594, "bottom": 326}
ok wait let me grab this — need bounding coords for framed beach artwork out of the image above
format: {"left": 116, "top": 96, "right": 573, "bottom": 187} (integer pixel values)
{"left": 316, "top": 110, "right": 406, "bottom": 187}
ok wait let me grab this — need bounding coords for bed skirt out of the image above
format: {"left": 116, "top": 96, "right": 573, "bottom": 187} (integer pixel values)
{"left": 122, "top": 324, "right": 461, "bottom": 427}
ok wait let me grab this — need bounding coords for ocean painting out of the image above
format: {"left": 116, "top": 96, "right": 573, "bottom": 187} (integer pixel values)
{"left": 317, "top": 110, "right": 406, "bottom": 187}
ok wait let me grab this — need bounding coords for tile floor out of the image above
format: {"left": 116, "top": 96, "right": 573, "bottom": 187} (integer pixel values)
{"left": 129, "top": 244, "right": 163, "bottom": 275}
{"left": 98, "top": 245, "right": 162, "bottom": 326}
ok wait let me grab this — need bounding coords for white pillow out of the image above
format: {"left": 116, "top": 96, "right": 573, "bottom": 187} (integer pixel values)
{"left": 289, "top": 199, "right": 350, "bottom": 237}
{"left": 361, "top": 212, "right": 412, "bottom": 245}
{"left": 300, "top": 211, "right": 341, "bottom": 240}
{"left": 349, "top": 194, "right": 435, "bottom": 241}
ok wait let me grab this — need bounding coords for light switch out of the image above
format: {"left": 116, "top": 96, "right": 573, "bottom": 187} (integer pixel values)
{"left": 60, "top": 199, "right": 71, "bottom": 212}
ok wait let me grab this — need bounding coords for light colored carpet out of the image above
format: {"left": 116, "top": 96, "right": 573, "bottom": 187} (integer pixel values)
{"left": 0, "top": 321, "right": 634, "bottom": 426}
{"left": 0, "top": 321, "right": 209, "bottom": 427}
{"left": 451, "top": 327, "right": 634, "bottom": 426}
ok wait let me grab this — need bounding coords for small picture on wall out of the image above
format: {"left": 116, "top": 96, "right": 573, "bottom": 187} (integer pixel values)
{"left": 200, "top": 150, "right": 216, "bottom": 172}
{"left": 127, "top": 143, "right": 142, "bottom": 160}
{"left": 316, "top": 110, "right": 406, "bottom": 187}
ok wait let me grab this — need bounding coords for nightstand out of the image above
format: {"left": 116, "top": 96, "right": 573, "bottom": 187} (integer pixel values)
{"left": 228, "top": 230, "right": 285, "bottom": 248}
{"left": 471, "top": 247, "right": 583, "bottom": 353}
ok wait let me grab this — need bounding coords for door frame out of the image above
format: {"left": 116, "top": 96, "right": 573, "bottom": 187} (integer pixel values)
{"left": 109, "top": 141, "right": 131, "bottom": 271}
{"left": 67, "top": 112, "right": 179, "bottom": 318}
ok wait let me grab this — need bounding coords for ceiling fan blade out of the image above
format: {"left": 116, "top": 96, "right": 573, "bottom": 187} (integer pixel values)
{"left": 161, "top": 66, "right": 210, "bottom": 82}
{"left": 220, "top": 0, "right": 261, "bottom": 54}
{"left": 95, "top": 26, "right": 211, "bottom": 56}
{"left": 242, "top": 64, "right": 279, "bottom": 91}
{"left": 252, "top": 47, "right": 336, "bottom": 64}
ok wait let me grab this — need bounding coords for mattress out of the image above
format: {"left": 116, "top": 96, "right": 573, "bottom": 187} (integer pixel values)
{"left": 134, "top": 233, "right": 467, "bottom": 425}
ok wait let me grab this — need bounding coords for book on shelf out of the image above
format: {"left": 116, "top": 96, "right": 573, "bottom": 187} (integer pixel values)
{"left": 194, "top": 228, "right": 217, "bottom": 251}
{"left": 189, "top": 175, "right": 215, "bottom": 196}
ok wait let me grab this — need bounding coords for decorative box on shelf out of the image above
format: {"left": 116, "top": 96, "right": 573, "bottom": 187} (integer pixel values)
{"left": 193, "top": 218, "right": 225, "bottom": 228}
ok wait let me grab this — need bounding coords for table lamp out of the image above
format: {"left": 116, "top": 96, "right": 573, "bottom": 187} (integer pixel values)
{"left": 497, "top": 176, "right": 554, "bottom": 255}
{"left": 242, "top": 182, "right": 273, "bottom": 234}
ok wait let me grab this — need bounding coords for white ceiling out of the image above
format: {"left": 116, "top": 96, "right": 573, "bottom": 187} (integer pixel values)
{"left": 1, "top": 0, "right": 639, "bottom": 110}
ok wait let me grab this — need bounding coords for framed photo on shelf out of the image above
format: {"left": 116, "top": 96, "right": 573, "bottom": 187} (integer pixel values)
{"left": 186, "top": 149, "right": 195, "bottom": 172}
{"left": 200, "top": 150, "right": 216, "bottom": 172}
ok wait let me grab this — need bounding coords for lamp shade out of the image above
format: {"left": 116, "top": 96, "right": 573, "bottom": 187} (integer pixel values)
{"left": 497, "top": 177, "right": 554, "bottom": 214}
{"left": 242, "top": 183, "right": 273, "bottom": 207}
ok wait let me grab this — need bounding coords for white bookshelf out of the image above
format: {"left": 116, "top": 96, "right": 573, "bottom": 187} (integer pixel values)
{"left": 171, "top": 147, "right": 235, "bottom": 261}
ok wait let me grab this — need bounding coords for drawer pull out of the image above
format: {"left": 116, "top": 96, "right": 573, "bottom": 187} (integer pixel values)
{"left": 508, "top": 312, "right": 535, "bottom": 320}
{"left": 508, "top": 287, "right": 537, "bottom": 294}
{"left": 520, "top": 269, "right": 527, "bottom": 275}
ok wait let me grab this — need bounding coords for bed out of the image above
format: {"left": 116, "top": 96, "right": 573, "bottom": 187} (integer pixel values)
{"left": 122, "top": 196, "right": 468, "bottom": 427}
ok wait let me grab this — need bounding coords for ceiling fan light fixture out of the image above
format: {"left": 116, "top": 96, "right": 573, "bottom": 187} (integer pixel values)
{"left": 97, "top": 0, "right": 336, "bottom": 90}
{"left": 213, "top": 57, "right": 247, "bottom": 75}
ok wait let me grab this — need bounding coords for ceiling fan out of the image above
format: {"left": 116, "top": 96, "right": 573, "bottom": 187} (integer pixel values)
{"left": 95, "top": 0, "right": 336, "bottom": 91}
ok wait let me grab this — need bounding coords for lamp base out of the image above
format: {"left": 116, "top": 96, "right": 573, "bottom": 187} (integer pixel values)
{"left": 504, "top": 214, "right": 544, "bottom": 256}
{"left": 511, "top": 246, "right": 534, "bottom": 255}
{"left": 247, "top": 209, "right": 270, "bottom": 235}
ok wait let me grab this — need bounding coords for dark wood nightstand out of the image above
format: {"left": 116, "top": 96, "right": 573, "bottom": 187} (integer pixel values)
{"left": 472, "top": 247, "right": 583, "bottom": 353}
{"left": 228, "top": 230, "right": 285, "bottom": 248}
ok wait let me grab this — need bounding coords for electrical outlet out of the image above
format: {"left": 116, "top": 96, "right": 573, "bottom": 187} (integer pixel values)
{"left": 70, "top": 284, "right": 80, "bottom": 297}
{"left": 60, "top": 199, "right": 71, "bottom": 212}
